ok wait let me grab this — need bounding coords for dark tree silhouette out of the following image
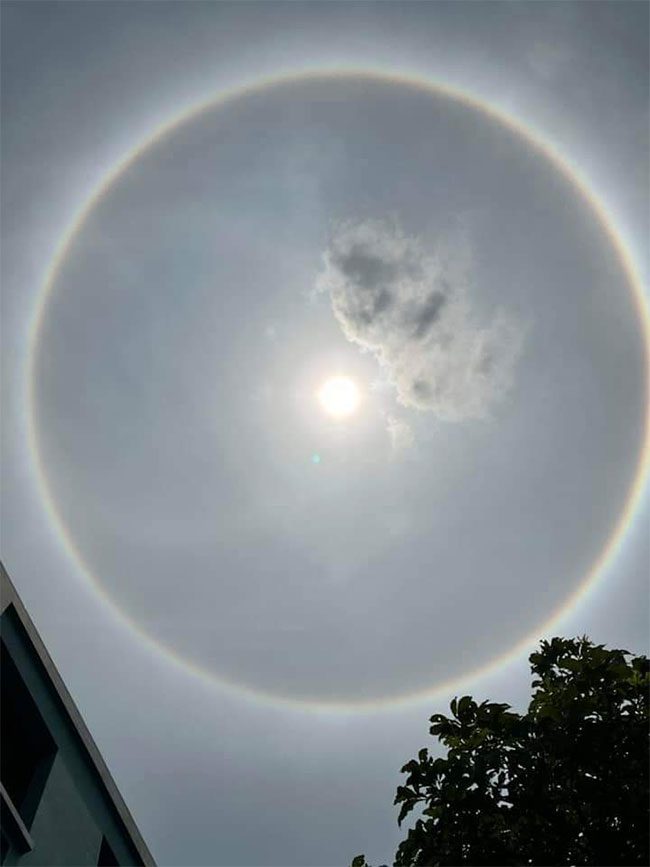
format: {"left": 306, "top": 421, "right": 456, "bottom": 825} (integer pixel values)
{"left": 352, "top": 637, "right": 649, "bottom": 867}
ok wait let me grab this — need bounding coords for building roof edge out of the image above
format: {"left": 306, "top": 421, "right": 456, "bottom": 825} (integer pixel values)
{"left": 1, "top": 561, "right": 156, "bottom": 866}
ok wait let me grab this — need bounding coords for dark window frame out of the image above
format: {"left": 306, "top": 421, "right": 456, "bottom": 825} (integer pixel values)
{"left": 97, "top": 834, "right": 119, "bottom": 866}
{"left": 1, "top": 640, "right": 58, "bottom": 830}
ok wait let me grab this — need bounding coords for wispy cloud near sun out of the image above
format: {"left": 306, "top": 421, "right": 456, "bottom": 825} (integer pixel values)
{"left": 318, "top": 218, "right": 525, "bottom": 424}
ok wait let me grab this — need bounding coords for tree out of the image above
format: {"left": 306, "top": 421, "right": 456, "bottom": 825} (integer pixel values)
{"left": 352, "top": 637, "right": 649, "bottom": 867}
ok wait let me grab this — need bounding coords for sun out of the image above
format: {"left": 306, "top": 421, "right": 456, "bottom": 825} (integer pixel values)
{"left": 318, "top": 376, "right": 361, "bottom": 418}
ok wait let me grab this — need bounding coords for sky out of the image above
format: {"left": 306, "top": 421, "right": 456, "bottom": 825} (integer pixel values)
{"left": 1, "top": 3, "right": 648, "bottom": 865}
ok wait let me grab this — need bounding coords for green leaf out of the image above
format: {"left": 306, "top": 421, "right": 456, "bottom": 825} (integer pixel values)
{"left": 537, "top": 703, "right": 561, "bottom": 721}
{"left": 397, "top": 800, "right": 413, "bottom": 826}
{"left": 561, "top": 658, "right": 582, "bottom": 672}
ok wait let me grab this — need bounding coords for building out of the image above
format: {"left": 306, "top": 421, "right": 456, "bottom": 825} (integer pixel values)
{"left": 1, "top": 563, "right": 155, "bottom": 866}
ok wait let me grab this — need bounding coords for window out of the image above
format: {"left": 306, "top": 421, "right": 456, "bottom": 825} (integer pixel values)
{"left": 97, "top": 836, "right": 119, "bottom": 866}
{"left": 0, "top": 641, "right": 56, "bottom": 828}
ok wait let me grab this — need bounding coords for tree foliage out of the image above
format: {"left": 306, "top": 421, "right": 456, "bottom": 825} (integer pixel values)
{"left": 352, "top": 637, "right": 649, "bottom": 866}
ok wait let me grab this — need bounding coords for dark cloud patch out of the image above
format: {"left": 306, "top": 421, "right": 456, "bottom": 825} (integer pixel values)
{"left": 317, "top": 219, "right": 524, "bottom": 422}
{"left": 356, "top": 287, "right": 393, "bottom": 326}
{"left": 411, "top": 378, "right": 433, "bottom": 401}
{"left": 334, "top": 245, "right": 399, "bottom": 289}
{"left": 411, "top": 290, "right": 446, "bottom": 339}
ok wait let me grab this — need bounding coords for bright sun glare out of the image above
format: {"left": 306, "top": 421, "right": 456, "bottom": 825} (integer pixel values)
{"left": 318, "top": 376, "right": 360, "bottom": 418}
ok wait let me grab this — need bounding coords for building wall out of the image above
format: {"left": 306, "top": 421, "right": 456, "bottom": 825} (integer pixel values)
{"left": 8, "top": 756, "right": 104, "bottom": 867}
{"left": 1, "top": 598, "right": 152, "bottom": 867}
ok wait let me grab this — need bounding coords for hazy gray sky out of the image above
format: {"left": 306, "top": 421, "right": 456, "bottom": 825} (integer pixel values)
{"left": 2, "top": 3, "right": 648, "bottom": 865}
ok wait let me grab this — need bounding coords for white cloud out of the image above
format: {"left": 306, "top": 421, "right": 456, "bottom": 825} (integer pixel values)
{"left": 317, "top": 219, "right": 524, "bottom": 422}
{"left": 385, "top": 414, "right": 415, "bottom": 452}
